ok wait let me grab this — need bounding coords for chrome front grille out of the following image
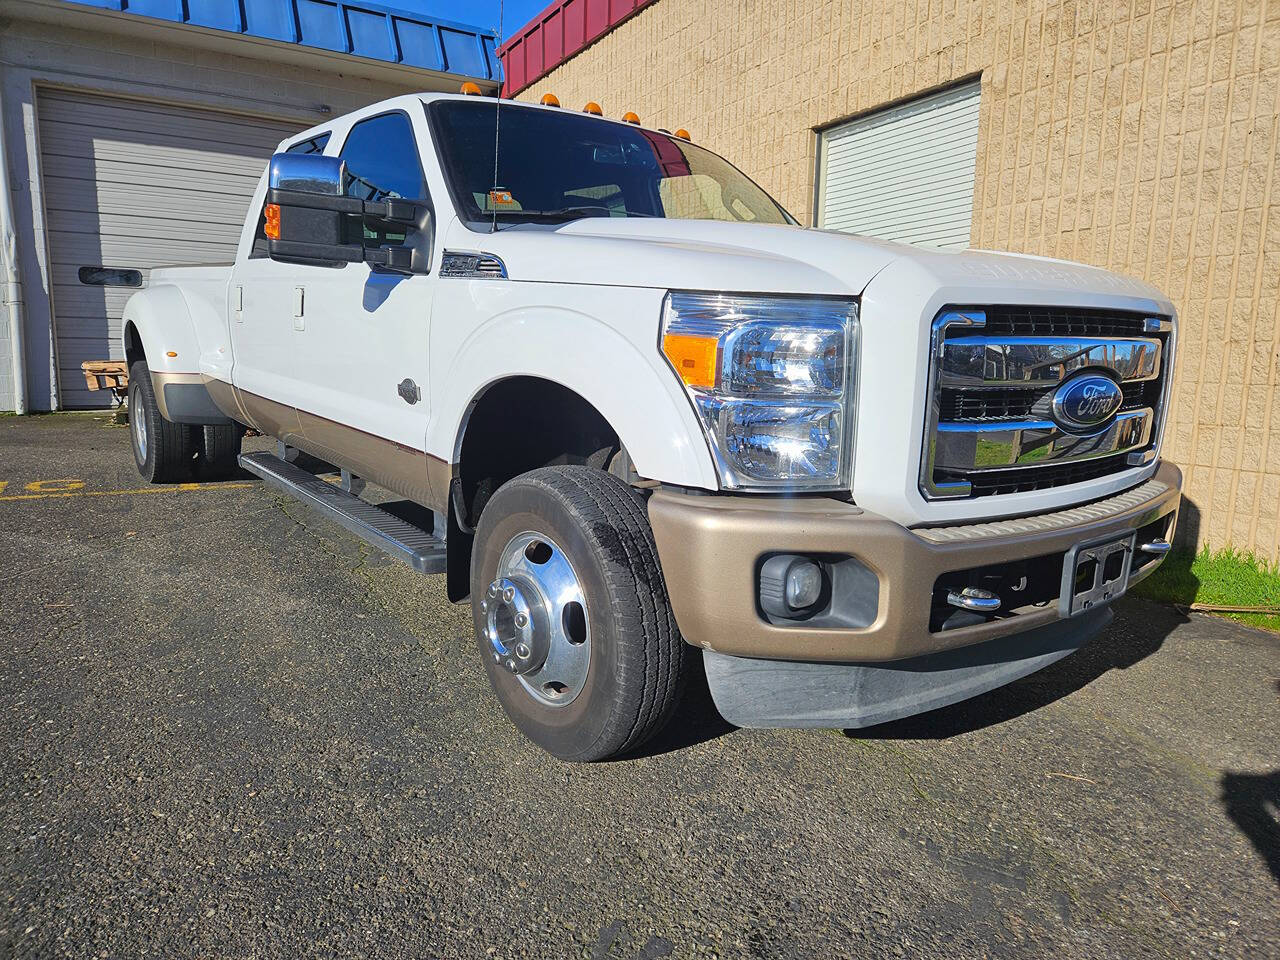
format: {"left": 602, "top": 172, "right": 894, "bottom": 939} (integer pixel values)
{"left": 921, "top": 306, "right": 1174, "bottom": 500}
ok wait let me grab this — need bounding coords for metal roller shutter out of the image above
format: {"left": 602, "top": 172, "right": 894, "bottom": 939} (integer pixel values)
{"left": 36, "top": 89, "right": 303, "bottom": 407}
{"left": 817, "top": 80, "right": 982, "bottom": 250}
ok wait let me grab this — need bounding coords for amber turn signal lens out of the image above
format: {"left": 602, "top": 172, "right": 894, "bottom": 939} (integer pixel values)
{"left": 540, "top": 93, "right": 561, "bottom": 107}
{"left": 662, "top": 333, "right": 719, "bottom": 389}
{"left": 622, "top": 111, "right": 640, "bottom": 125}
{"left": 460, "top": 81, "right": 483, "bottom": 96}
{"left": 583, "top": 101, "right": 603, "bottom": 115}
{"left": 263, "top": 203, "right": 281, "bottom": 240}
{"left": 675, "top": 129, "right": 691, "bottom": 141}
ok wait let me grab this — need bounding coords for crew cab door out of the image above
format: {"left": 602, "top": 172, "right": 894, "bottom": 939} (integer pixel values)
{"left": 286, "top": 110, "right": 435, "bottom": 454}
{"left": 230, "top": 111, "right": 436, "bottom": 461}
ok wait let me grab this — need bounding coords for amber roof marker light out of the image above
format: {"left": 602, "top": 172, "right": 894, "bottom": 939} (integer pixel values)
{"left": 675, "top": 129, "right": 692, "bottom": 141}
{"left": 460, "top": 81, "right": 483, "bottom": 96}
{"left": 540, "top": 93, "right": 561, "bottom": 107}
{"left": 583, "top": 101, "right": 603, "bottom": 115}
{"left": 622, "top": 111, "right": 641, "bottom": 125}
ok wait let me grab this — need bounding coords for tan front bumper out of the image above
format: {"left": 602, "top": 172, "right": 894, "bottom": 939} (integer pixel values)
{"left": 648, "top": 461, "right": 1181, "bottom": 663}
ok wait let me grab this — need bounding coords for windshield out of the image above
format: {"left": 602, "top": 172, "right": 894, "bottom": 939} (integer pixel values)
{"left": 426, "top": 100, "right": 794, "bottom": 228}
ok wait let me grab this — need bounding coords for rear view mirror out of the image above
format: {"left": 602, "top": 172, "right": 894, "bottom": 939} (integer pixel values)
{"left": 264, "top": 153, "right": 432, "bottom": 274}
{"left": 271, "top": 152, "right": 345, "bottom": 195}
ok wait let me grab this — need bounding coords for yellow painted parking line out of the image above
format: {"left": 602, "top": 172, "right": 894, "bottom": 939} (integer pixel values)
{"left": 0, "top": 481, "right": 258, "bottom": 503}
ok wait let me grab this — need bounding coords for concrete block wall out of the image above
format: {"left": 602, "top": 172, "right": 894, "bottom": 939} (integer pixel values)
{"left": 516, "top": 0, "right": 1280, "bottom": 562}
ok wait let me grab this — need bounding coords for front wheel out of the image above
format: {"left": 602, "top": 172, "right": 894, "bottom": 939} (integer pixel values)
{"left": 128, "top": 360, "right": 194, "bottom": 483}
{"left": 470, "top": 466, "right": 688, "bottom": 761}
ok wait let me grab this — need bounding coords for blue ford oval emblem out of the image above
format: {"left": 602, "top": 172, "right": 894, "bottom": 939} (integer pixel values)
{"left": 1051, "top": 374, "right": 1123, "bottom": 432}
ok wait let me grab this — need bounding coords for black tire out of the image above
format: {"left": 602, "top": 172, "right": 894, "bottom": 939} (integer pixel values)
{"left": 127, "top": 360, "right": 195, "bottom": 483}
{"left": 470, "top": 466, "right": 688, "bottom": 761}
{"left": 196, "top": 423, "right": 245, "bottom": 480}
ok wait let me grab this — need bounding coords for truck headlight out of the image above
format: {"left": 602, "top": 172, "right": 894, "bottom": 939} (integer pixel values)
{"left": 660, "top": 292, "right": 858, "bottom": 490}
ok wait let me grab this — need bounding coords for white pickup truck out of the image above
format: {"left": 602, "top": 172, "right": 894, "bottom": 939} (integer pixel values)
{"left": 121, "top": 91, "right": 1181, "bottom": 761}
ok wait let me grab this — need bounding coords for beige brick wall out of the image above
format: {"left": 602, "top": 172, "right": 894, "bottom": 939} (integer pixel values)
{"left": 518, "top": 0, "right": 1280, "bottom": 562}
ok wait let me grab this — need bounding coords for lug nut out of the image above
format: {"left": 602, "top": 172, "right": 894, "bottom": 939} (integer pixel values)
{"left": 515, "top": 613, "right": 528, "bottom": 628}
{"left": 503, "top": 587, "right": 515, "bottom": 603}
{"left": 488, "top": 583, "right": 499, "bottom": 598}
{"left": 480, "top": 599, "right": 488, "bottom": 613}
{"left": 515, "top": 643, "right": 530, "bottom": 659}
{"left": 506, "top": 659, "right": 516, "bottom": 672}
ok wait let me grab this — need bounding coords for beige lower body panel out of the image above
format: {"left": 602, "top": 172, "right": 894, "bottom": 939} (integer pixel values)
{"left": 224, "top": 384, "right": 450, "bottom": 513}
{"left": 648, "top": 461, "right": 1182, "bottom": 663}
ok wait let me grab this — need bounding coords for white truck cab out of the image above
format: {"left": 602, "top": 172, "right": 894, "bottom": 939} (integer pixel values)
{"left": 121, "top": 92, "right": 1181, "bottom": 760}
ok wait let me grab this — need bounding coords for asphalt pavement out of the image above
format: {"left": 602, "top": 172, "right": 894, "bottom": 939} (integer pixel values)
{"left": 1, "top": 413, "right": 1277, "bottom": 959}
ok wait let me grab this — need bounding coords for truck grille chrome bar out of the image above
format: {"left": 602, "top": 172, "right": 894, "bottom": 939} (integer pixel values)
{"left": 921, "top": 306, "right": 1174, "bottom": 500}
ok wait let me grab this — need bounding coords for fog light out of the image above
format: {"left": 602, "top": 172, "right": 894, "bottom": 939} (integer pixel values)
{"left": 786, "top": 562, "right": 823, "bottom": 609}
{"left": 759, "top": 555, "right": 825, "bottom": 619}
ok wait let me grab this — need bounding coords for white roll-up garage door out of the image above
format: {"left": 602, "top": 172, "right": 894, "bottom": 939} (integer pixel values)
{"left": 36, "top": 89, "right": 304, "bottom": 407}
{"left": 817, "top": 80, "right": 982, "bottom": 250}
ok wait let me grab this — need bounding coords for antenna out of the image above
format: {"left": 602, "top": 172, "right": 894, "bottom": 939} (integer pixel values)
{"left": 490, "top": 0, "right": 505, "bottom": 233}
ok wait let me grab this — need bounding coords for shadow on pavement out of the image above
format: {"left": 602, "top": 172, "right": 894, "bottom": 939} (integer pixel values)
{"left": 849, "top": 597, "right": 1189, "bottom": 740}
{"left": 1221, "top": 767, "right": 1280, "bottom": 889}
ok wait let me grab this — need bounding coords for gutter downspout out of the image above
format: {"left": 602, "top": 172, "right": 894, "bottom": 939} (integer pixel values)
{"left": 0, "top": 91, "right": 28, "bottom": 414}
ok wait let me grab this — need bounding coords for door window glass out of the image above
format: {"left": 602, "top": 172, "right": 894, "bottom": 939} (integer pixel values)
{"left": 340, "top": 113, "right": 428, "bottom": 203}
{"left": 339, "top": 112, "right": 428, "bottom": 249}
{"left": 286, "top": 132, "right": 331, "bottom": 155}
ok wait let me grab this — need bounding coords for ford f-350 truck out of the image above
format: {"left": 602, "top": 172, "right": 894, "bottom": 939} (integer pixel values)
{"left": 121, "top": 92, "right": 1181, "bottom": 761}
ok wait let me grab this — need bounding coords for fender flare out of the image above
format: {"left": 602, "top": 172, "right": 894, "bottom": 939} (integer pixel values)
{"left": 428, "top": 306, "right": 717, "bottom": 490}
{"left": 121, "top": 283, "right": 203, "bottom": 377}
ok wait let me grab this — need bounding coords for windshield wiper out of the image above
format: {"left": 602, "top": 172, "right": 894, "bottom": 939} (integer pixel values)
{"left": 497, "top": 205, "right": 657, "bottom": 223}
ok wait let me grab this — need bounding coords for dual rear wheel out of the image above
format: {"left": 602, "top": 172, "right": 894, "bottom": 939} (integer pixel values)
{"left": 127, "top": 360, "right": 243, "bottom": 482}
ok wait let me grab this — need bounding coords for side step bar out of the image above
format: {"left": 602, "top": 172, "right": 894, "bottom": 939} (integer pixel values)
{"left": 239, "top": 451, "right": 447, "bottom": 574}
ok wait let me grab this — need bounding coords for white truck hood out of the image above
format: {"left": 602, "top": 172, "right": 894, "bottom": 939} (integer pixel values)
{"left": 444, "top": 218, "right": 897, "bottom": 295}
{"left": 443, "top": 217, "right": 1172, "bottom": 310}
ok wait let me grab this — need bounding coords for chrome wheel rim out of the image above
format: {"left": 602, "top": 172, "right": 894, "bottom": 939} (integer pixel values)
{"left": 483, "top": 531, "right": 590, "bottom": 707}
{"left": 131, "top": 395, "right": 148, "bottom": 462}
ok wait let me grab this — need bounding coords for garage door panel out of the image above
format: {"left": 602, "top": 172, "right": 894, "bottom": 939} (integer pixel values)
{"left": 38, "top": 88, "right": 301, "bottom": 408}
{"left": 818, "top": 80, "right": 981, "bottom": 250}
{"left": 50, "top": 283, "right": 137, "bottom": 318}
{"left": 47, "top": 231, "right": 241, "bottom": 268}
{"left": 39, "top": 135, "right": 271, "bottom": 179}
{"left": 40, "top": 156, "right": 265, "bottom": 196}
{"left": 52, "top": 210, "right": 250, "bottom": 245}
{"left": 37, "top": 117, "right": 288, "bottom": 157}
{"left": 40, "top": 91, "right": 293, "bottom": 153}
{"left": 42, "top": 179, "right": 262, "bottom": 224}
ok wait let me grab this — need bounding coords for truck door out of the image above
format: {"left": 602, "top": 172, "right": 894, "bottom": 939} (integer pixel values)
{"left": 289, "top": 110, "right": 435, "bottom": 463}
{"left": 227, "top": 132, "right": 334, "bottom": 444}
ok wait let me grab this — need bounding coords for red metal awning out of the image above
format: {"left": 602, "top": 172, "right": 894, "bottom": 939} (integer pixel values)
{"left": 498, "top": 0, "right": 657, "bottom": 97}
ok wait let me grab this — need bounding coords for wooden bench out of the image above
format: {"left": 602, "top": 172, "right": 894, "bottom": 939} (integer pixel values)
{"left": 81, "top": 360, "right": 129, "bottom": 404}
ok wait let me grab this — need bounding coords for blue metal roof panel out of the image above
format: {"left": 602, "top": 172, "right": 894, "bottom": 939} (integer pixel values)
{"left": 61, "top": 0, "right": 502, "bottom": 82}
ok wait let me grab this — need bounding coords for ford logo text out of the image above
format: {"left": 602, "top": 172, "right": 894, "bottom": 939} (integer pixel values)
{"left": 1050, "top": 374, "right": 1123, "bottom": 432}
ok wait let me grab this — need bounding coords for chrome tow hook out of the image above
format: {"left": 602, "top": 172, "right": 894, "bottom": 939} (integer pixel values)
{"left": 1138, "top": 538, "right": 1172, "bottom": 556}
{"left": 946, "top": 586, "right": 1002, "bottom": 613}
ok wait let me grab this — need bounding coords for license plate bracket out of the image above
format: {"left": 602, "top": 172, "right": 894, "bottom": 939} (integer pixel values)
{"left": 1059, "top": 532, "right": 1135, "bottom": 618}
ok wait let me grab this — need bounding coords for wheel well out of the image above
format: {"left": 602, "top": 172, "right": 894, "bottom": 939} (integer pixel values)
{"left": 123, "top": 322, "right": 145, "bottom": 369}
{"left": 456, "top": 377, "right": 620, "bottom": 527}
{"left": 446, "top": 377, "right": 622, "bottom": 602}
